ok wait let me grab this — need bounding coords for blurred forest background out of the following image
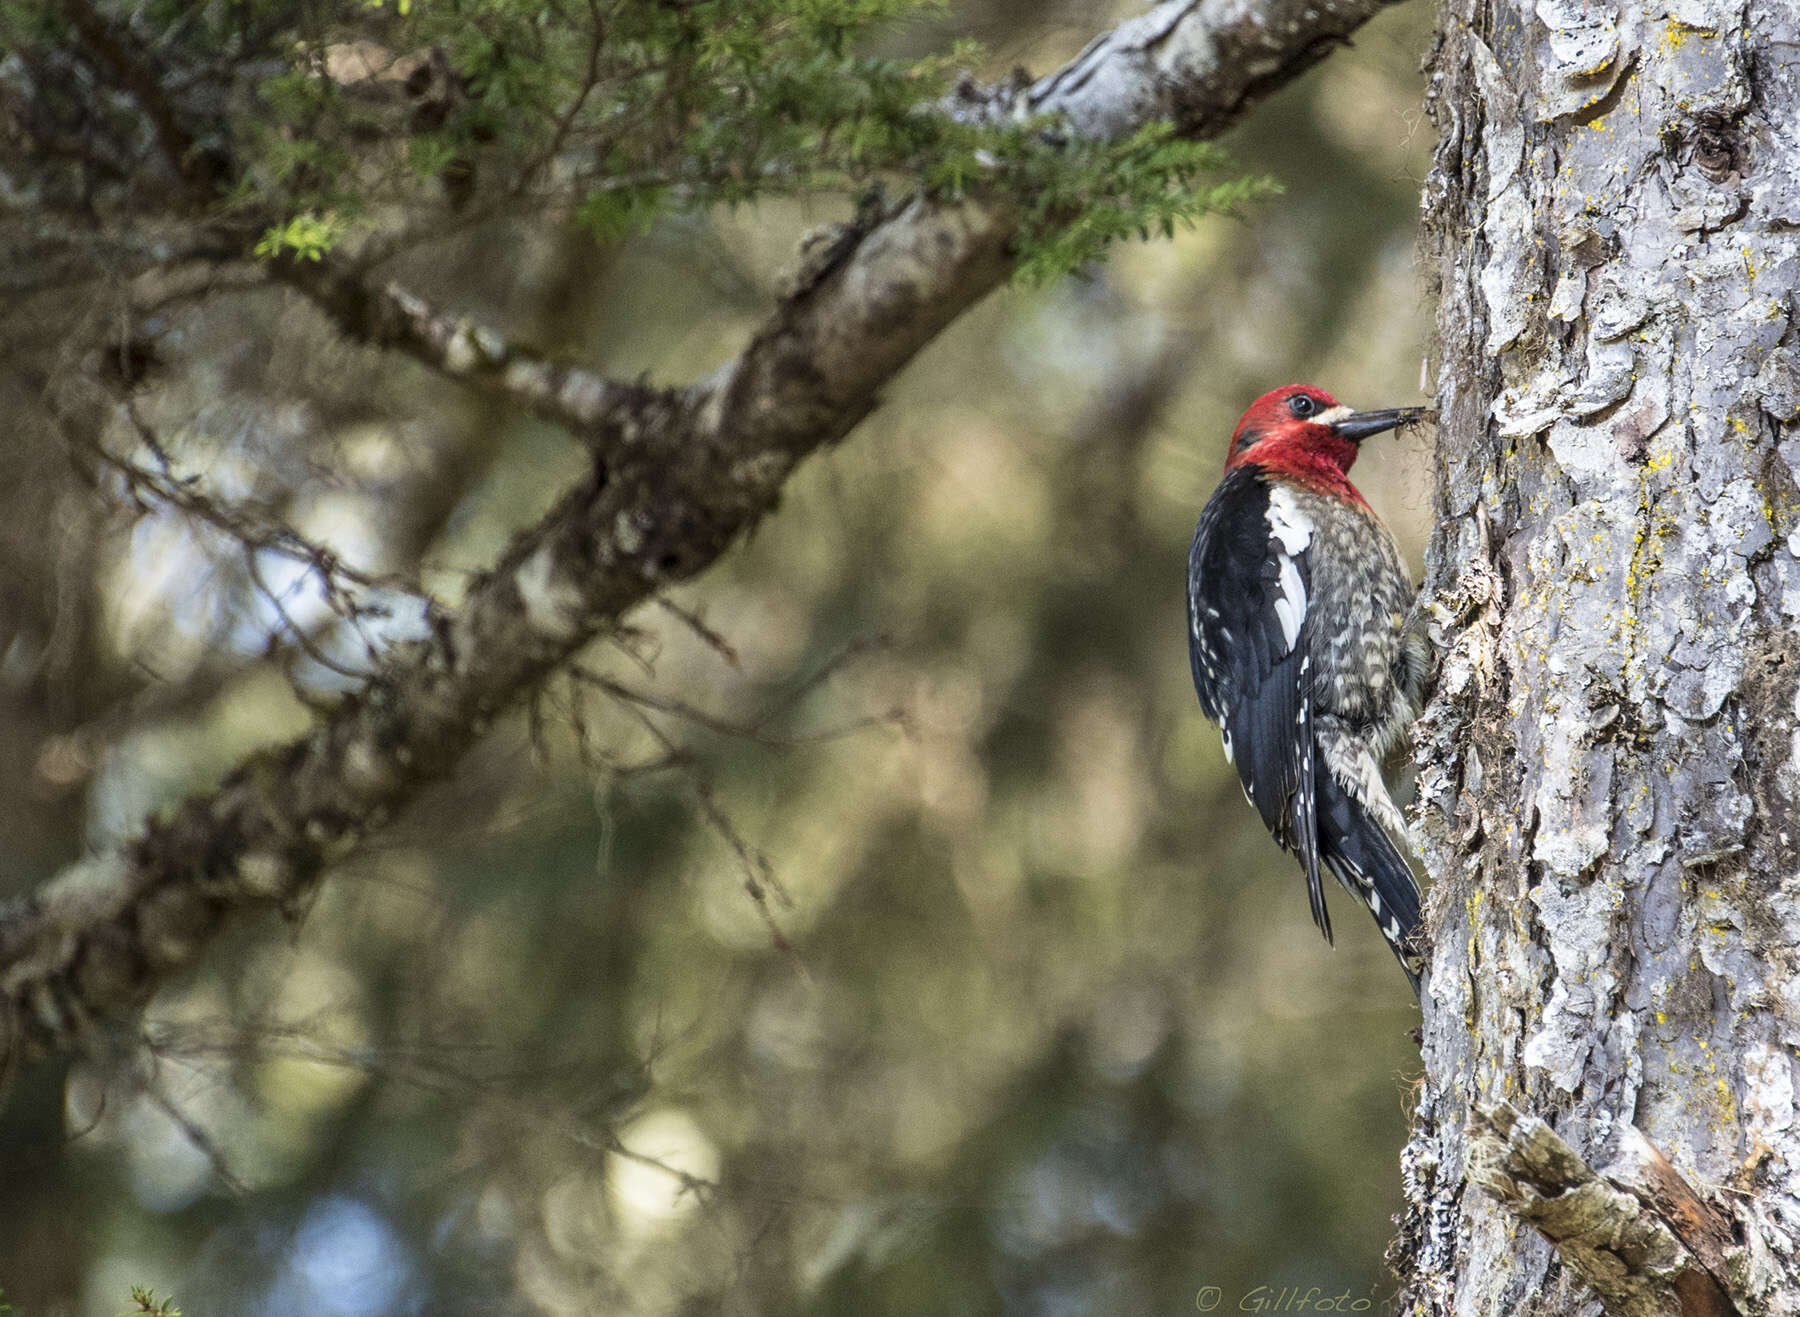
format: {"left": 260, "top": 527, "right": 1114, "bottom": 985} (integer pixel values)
{"left": 0, "top": 0, "right": 1438, "bottom": 1311}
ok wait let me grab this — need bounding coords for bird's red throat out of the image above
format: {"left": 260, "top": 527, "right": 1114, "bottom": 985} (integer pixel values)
{"left": 1226, "top": 428, "right": 1369, "bottom": 507}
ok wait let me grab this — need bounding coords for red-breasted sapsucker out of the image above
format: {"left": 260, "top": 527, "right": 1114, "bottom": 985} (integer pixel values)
{"left": 1186, "top": 384, "right": 1430, "bottom": 995}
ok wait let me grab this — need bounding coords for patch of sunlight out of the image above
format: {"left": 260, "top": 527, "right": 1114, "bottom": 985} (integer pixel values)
{"left": 606, "top": 1108, "right": 720, "bottom": 1237}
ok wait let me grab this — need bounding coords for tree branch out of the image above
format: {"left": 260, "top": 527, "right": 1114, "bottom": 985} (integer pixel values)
{"left": 1469, "top": 1103, "right": 1741, "bottom": 1317}
{"left": 0, "top": 0, "right": 1408, "bottom": 1095}
{"left": 58, "top": 0, "right": 226, "bottom": 197}
{"left": 1015, "top": 0, "right": 1375, "bottom": 139}
{"left": 271, "top": 260, "right": 669, "bottom": 434}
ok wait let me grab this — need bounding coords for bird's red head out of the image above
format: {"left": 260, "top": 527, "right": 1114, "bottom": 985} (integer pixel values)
{"left": 1224, "top": 384, "right": 1422, "bottom": 502}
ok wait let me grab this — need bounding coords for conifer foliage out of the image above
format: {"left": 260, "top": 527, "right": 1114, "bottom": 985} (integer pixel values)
{"left": 3, "top": 0, "right": 1261, "bottom": 280}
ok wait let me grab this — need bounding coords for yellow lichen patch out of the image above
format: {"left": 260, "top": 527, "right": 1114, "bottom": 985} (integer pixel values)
{"left": 1659, "top": 20, "right": 1719, "bottom": 55}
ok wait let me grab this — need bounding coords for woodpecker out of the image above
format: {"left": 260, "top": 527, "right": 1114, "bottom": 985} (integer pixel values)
{"left": 1187, "top": 384, "right": 1430, "bottom": 995}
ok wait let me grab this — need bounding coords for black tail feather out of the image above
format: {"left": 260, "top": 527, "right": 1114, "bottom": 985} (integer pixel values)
{"left": 1314, "top": 768, "right": 1425, "bottom": 998}
{"left": 1289, "top": 701, "right": 1330, "bottom": 946}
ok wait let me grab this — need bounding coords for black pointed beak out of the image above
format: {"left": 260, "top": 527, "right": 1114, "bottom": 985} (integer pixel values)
{"left": 1329, "top": 407, "right": 1426, "bottom": 443}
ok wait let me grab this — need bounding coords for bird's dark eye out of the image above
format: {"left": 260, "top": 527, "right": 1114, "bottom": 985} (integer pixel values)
{"left": 1287, "top": 394, "right": 1317, "bottom": 419}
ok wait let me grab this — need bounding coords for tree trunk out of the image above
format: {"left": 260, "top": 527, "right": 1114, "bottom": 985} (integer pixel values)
{"left": 1397, "top": 0, "right": 1800, "bottom": 1312}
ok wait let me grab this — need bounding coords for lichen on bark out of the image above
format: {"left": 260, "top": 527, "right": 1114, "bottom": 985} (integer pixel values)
{"left": 1398, "top": 0, "right": 1800, "bottom": 1311}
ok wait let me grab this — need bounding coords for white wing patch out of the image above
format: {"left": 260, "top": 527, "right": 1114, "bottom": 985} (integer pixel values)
{"left": 1273, "top": 556, "right": 1306, "bottom": 649}
{"left": 1265, "top": 486, "right": 1313, "bottom": 652}
{"left": 1265, "top": 485, "right": 1315, "bottom": 555}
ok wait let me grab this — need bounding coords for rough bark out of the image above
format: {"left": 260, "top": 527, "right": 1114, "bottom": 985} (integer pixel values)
{"left": 1397, "top": 0, "right": 1800, "bottom": 1312}
{"left": 0, "top": 0, "right": 1408, "bottom": 1096}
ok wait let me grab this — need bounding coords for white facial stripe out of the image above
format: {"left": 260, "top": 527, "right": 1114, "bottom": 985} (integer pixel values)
{"left": 1314, "top": 404, "right": 1353, "bottom": 425}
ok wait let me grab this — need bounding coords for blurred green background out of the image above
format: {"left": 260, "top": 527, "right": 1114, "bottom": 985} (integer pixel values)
{"left": 0, "top": 1, "right": 1436, "bottom": 1310}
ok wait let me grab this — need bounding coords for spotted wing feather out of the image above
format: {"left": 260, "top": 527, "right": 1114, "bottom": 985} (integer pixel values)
{"left": 1186, "top": 469, "right": 1331, "bottom": 941}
